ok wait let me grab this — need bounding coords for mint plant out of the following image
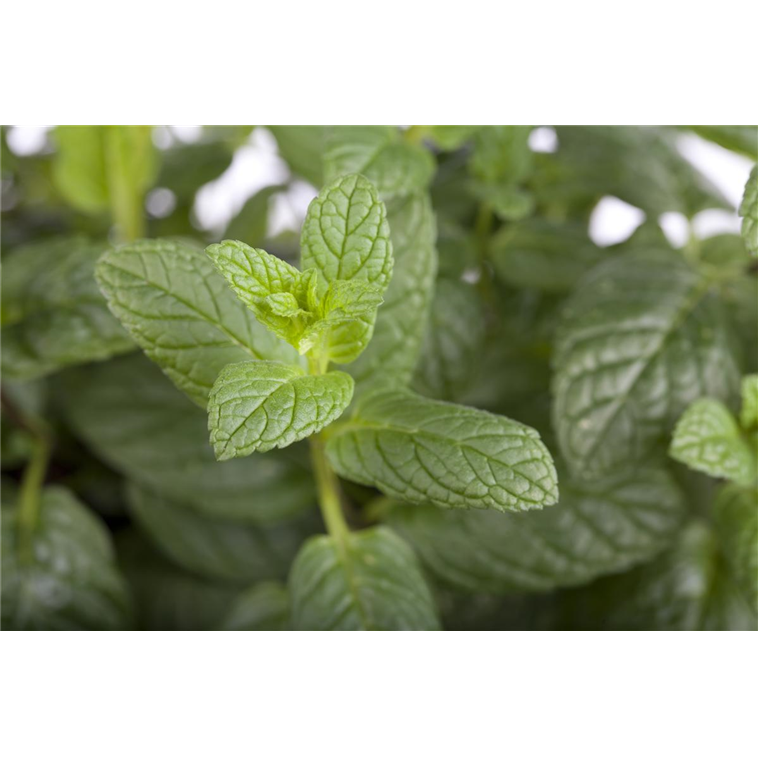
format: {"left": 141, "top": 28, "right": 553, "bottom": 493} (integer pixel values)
{"left": 1, "top": 125, "right": 756, "bottom": 631}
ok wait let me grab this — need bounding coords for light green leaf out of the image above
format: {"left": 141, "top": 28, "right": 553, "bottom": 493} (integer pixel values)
{"left": 739, "top": 165, "right": 758, "bottom": 256}
{"left": 2, "top": 486, "right": 132, "bottom": 630}
{"left": 713, "top": 485, "right": 758, "bottom": 612}
{"left": 1, "top": 237, "right": 134, "bottom": 380}
{"left": 218, "top": 582, "right": 290, "bottom": 630}
{"left": 58, "top": 354, "right": 314, "bottom": 523}
{"left": 740, "top": 374, "right": 758, "bottom": 430}
{"left": 669, "top": 398, "right": 755, "bottom": 486}
{"left": 208, "top": 361, "right": 354, "bottom": 459}
{"left": 300, "top": 174, "right": 393, "bottom": 292}
{"left": 489, "top": 219, "right": 606, "bottom": 292}
{"left": 206, "top": 240, "right": 301, "bottom": 304}
{"left": 558, "top": 521, "right": 756, "bottom": 630}
{"left": 389, "top": 464, "right": 685, "bottom": 593}
{"left": 327, "top": 387, "right": 558, "bottom": 513}
{"left": 348, "top": 192, "right": 438, "bottom": 391}
{"left": 127, "top": 484, "right": 316, "bottom": 583}
{"left": 553, "top": 249, "right": 740, "bottom": 480}
{"left": 96, "top": 238, "right": 297, "bottom": 407}
{"left": 324, "top": 126, "right": 435, "bottom": 199}
{"left": 289, "top": 526, "right": 440, "bottom": 630}
{"left": 412, "top": 277, "right": 485, "bottom": 401}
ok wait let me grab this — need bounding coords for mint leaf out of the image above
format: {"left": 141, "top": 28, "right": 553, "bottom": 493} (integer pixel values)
{"left": 553, "top": 249, "right": 740, "bottom": 480}
{"left": 489, "top": 219, "right": 606, "bottom": 292}
{"left": 1, "top": 237, "right": 134, "bottom": 380}
{"left": 208, "top": 361, "right": 354, "bottom": 459}
{"left": 669, "top": 398, "right": 756, "bottom": 486}
{"left": 289, "top": 526, "right": 440, "bottom": 630}
{"left": 218, "top": 582, "right": 290, "bottom": 631}
{"left": 127, "top": 483, "right": 315, "bottom": 583}
{"left": 300, "top": 173, "right": 393, "bottom": 292}
{"left": 206, "top": 239, "right": 302, "bottom": 305}
{"left": 96, "top": 239, "right": 297, "bottom": 407}
{"left": 58, "top": 355, "right": 314, "bottom": 523}
{"left": 327, "top": 387, "right": 558, "bottom": 513}
{"left": 2, "top": 487, "right": 132, "bottom": 630}
{"left": 739, "top": 165, "right": 758, "bottom": 256}
{"left": 348, "top": 192, "right": 438, "bottom": 391}
{"left": 300, "top": 279, "right": 385, "bottom": 363}
{"left": 713, "top": 485, "right": 758, "bottom": 612}
{"left": 559, "top": 521, "right": 757, "bottom": 630}
{"left": 324, "top": 126, "right": 435, "bottom": 199}
{"left": 412, "top": 277, "right": 485, "bottom": 401}
{"left": 389, "top": 464, "right": 684, "bottom": 593}
{"left": 741, "top": 374, "right": 758, "bottom": 430}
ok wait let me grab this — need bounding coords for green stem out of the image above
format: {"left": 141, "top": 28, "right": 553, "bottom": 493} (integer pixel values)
{"left": 17, "top": 433, "right": 51, "bottom": 560}
{"left": 105, "top": 127, "right": 145, "bottom": 242}
{"left": 309, "top": 434, "right": 350, "bottom": 542}
{"left": 307, "top": 352, "right": 350, "bottom": 543}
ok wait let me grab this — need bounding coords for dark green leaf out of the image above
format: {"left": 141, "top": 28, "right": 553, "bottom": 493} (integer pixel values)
{"left": 218, "top": 582, "right": 290, "bottom": 630}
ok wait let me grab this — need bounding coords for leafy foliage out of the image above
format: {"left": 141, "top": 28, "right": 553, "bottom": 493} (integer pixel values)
{"left": 2, "top": 124, "right": 756, "bottom": 631}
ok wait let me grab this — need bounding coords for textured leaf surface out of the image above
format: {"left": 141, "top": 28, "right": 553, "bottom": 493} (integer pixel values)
{"left": 324, "top": 126, "right": 435, "bottom": 199}
{"left": 669, "top": 398, "right": 755, "bottom": 486}
{"left": 300, "top": 174, "right": 393, "bottom": 291}
{"left": 412, "top": 277, "right": 485, "bottom": 401}
{"left": 553, "top": 250, "right": 740, "bottom": 480}
{"left": 206, "top": 240, "right": 301, "bottom": 306}
{"left": 2, "top": 487, "right": 132, "bottom": 630}
{"left": 1, "top": 237, "right": 134, "bottom": 380}
{"left": 348, "top": 192, "right": 438, "bottom": 390}
{"left": 327, "top": 388, "right": 558, "bottom": 513}
{"left": 389, "top": 464, "right": 684, "bottom": 593}
{"left": 96, "top": 239, "right": 296, "bottom": 407}
{"left": 58, "top": 355, "right": 314, "bottom": 523}
{"left": 127, "top": 484, "right": 317, "bottom": 583}
{"left": 489, "top": 219, "right": 606, "bottom": 292}
{"left": 713, "top": 485, "right": 758, "bottom": 612}
{"left": 289, "top": 527, "right": 440, "bottom": 630}
{"left": 558, "top": 521, "right": 757, "bottom": 630}
{"left": 218, "top": 582, "right": 290, "bottom": 630}
{"left": 739, "top": 165, "right": 758, "bottom": 256}
{"left": 208, "top": 361, "right": 354, "bottom": 459}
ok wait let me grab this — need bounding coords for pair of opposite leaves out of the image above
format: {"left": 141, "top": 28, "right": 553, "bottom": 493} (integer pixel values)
{"left": 96, "top": 172, "right": 559, "bottom": 517}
